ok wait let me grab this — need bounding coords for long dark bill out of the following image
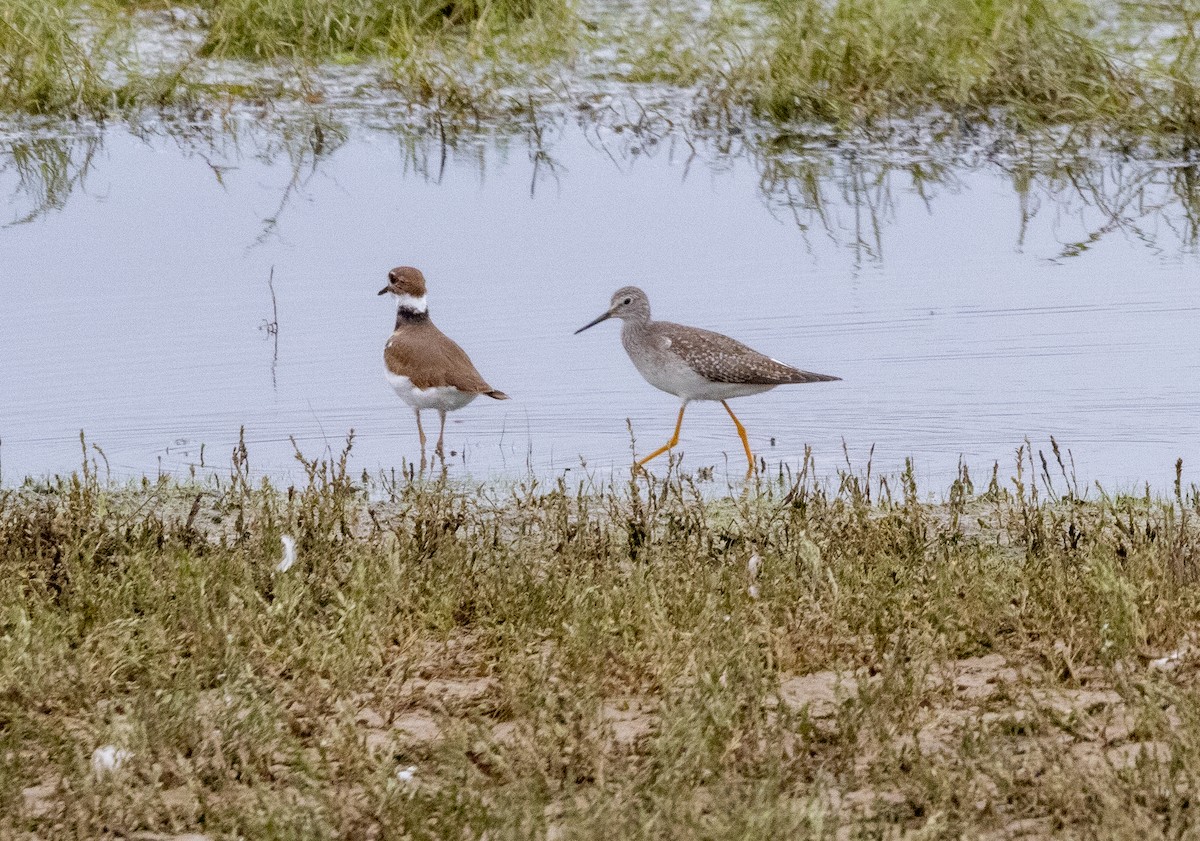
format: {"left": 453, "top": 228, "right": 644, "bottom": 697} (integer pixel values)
{"left": 377, "top": 287, "right": 391, "bottom": 295}
{"left": 574, "top": 310, "right": 614, "bottom": 334}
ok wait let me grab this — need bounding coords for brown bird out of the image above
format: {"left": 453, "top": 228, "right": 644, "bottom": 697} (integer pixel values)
{"left": 379, "top": 267, "right": 508, "bottom": 464}
{"left": 576, "top": 286, "right": 839, "bottom": 478}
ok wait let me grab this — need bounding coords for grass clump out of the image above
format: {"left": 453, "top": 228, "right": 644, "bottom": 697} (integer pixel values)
{"left": 748, "top": 0, "right": 1200, "bottom": 149}
{"left": 0, "top": 0, "right": 189, "bottom": 116}
{"left": 4, "top": 0, "right": 1200, "bottom": 155}
{"left": 755, "top": 0, "right": 1136, "bottom": 127}
{"left": 0, "top": 0, "right": 113, "bottom": 114}
{"left": 198, "top": 0, "right": 576, "bottom": 60}
{"left": 4, "top": 441, "right": 1200, "bottom": 836}
{"left": 0, "top": 0, "right": 576, "bottom": 117}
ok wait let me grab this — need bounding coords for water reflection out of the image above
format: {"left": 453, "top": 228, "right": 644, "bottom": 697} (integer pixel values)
{"left": 7, "top": 108, "right": 1200, "bottom": 259}
{"left": 757, "top": 138, "right": 1200, "bottom": 263}
{"left": 2, "top": 133, "right": 103, "bottom": 226}
{"left": 1, "top": 107, "right": 1198, "bottom": 488}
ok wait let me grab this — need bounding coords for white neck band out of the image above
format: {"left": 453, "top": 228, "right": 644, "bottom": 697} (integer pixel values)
{"left": 394, "top": 292, "right": 428, "bottom": 313}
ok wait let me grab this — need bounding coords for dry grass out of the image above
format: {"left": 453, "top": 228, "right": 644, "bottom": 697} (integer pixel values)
{"left": 3, "top": 439, "right": 1200, "bottom": 838}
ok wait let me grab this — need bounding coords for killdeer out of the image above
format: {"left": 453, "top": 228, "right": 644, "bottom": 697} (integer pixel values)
{"left": 379, "top": 267, "right": 508, "bottom": 464}
{"left": 576, "top": 286, "right": 839, "bottom": 479}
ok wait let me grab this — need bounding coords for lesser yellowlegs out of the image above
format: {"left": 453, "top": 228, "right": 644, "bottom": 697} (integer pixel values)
{"left": 575, "top": 286, "right": 839, "bottom": 478}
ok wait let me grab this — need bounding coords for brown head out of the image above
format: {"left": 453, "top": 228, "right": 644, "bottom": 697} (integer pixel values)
{"left": 379, "top": 266, "right": 429, "bottom": 315}
{"left": 575, "top": 286, "right": 652, "bottom": 334}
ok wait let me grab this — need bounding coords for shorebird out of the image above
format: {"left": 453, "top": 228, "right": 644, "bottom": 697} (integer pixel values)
{"left": 379, "top": 266, "right": 508, "bottom": 465}
{"left": 575, "top": 286, "right": 839, "bottom": 478}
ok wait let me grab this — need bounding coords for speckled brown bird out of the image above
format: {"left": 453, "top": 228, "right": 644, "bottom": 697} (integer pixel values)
{"left": 575, "top": 286, "right": 839, "bottom": 478}
{"left": 379, "top": 267, "right": 508, "bottom": 463}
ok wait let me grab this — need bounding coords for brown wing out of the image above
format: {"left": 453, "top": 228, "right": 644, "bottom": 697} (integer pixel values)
{"left": 385, "top": 321, "right": 504, "bottom": 395}
{"left": 658, "top": 322, "right": 840, "bottom": 385}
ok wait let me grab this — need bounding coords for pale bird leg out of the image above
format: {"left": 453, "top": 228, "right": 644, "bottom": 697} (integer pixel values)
{"left": 636, "top": 404, "right": 687, "bottom": 471}
{"left": 435, "top": 410, "right": 447, "bottom": 460}
{"left": 415, "top": 410, "right": 427, "bottom": 471}
{"left": 721, "top": 400, "right": 754, "bottom": 479}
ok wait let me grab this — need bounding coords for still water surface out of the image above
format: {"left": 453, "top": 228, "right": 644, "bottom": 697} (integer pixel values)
{"left": 1, "top": 120, "right": 1197, "bottom": 490}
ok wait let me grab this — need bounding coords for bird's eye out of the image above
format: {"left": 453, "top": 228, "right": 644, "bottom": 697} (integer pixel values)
{"left": 622, "top": 297, "right": 632, "bottom": 305}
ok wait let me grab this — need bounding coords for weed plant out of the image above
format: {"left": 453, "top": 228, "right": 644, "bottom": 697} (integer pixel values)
{"left": 3, "top": 437, "right": 1200, "bottom": 836}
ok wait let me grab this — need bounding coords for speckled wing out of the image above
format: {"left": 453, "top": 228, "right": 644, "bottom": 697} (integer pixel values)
{"left": 656, "top": 322, "right": 840, "bottom": 385}
{"left": 384, "top": 323, "right": 507, "bottom": 397}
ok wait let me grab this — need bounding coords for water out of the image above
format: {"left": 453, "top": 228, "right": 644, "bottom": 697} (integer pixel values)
{"left": 1, "top": 117, "right": 1198, "bottom": 490}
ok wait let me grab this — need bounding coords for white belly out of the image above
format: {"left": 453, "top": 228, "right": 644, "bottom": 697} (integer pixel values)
{"left": 386, "top": 371, "right": 479, "bottom": 412}
{"left": 633, "top": 353, "right": 774, "bottom": 402}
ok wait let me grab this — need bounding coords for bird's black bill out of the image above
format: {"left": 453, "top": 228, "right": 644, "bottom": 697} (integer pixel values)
{"left": 574, "top": 311, "right": 613, "bottom": 334}
{"left": 377, "top": 286, "right": 391, "bottom": 296}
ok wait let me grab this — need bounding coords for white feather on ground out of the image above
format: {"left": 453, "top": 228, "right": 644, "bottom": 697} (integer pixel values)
{"left": 1150, "top": 649, "right": 1186, "bottom": 670}
{"left": 748, "top": 552, "right": 761, "bottom": 599}
{"left": 91, "top": 745, "right": 132, "bottom": 774}
{"left": 277, "top": 534, "right": 296, "bottom": 572}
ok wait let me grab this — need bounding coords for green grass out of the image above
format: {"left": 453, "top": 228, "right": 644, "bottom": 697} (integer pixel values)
{"left": 0, "top": 0, "right": 194, "bottom": 116}
{"left": 756, "top": 0, "right": 1129, "bottom": 124}
{"left": 4, "top": 441, "right": 1200, "bottom": 837}
{"left": 749, "top": 0, "right": 1200, "bottom": 146}
{"left": 0, "top": 0, "right": 119, "bottom": 115}
{"left": 4, "top": 0, "right": 1200, "bottom": 153}
{"left": 0, "top": 0, "right": 575, "bottom": 117}
{"left": 199, "top": 0, "right": 575, "bottom": 60}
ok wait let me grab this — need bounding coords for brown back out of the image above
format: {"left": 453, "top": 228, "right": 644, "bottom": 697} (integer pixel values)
{"left": 657, "top": 322, "right": 840, "bottom": 385}
{"left": 385, "top": 319, "right": 504, "bottom": 395}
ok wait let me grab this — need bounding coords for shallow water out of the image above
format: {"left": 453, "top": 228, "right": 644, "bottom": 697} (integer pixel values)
{"left": 1, "top": 117, "right": 1198, "bottom": 490}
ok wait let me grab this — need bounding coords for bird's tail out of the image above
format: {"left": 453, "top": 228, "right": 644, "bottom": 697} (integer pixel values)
{"left": 486, "top": 390, "right": 510, "bottom": 400}
{"left": 789, "top": 371, "right": 841, "bottom": 384}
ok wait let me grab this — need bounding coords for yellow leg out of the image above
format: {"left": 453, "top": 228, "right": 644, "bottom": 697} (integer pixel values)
{"left": 636, "top": 404, "right": 687, "bottom": 470}
{"left": 721, "top": 400, "right": 754, "bottom": 479}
